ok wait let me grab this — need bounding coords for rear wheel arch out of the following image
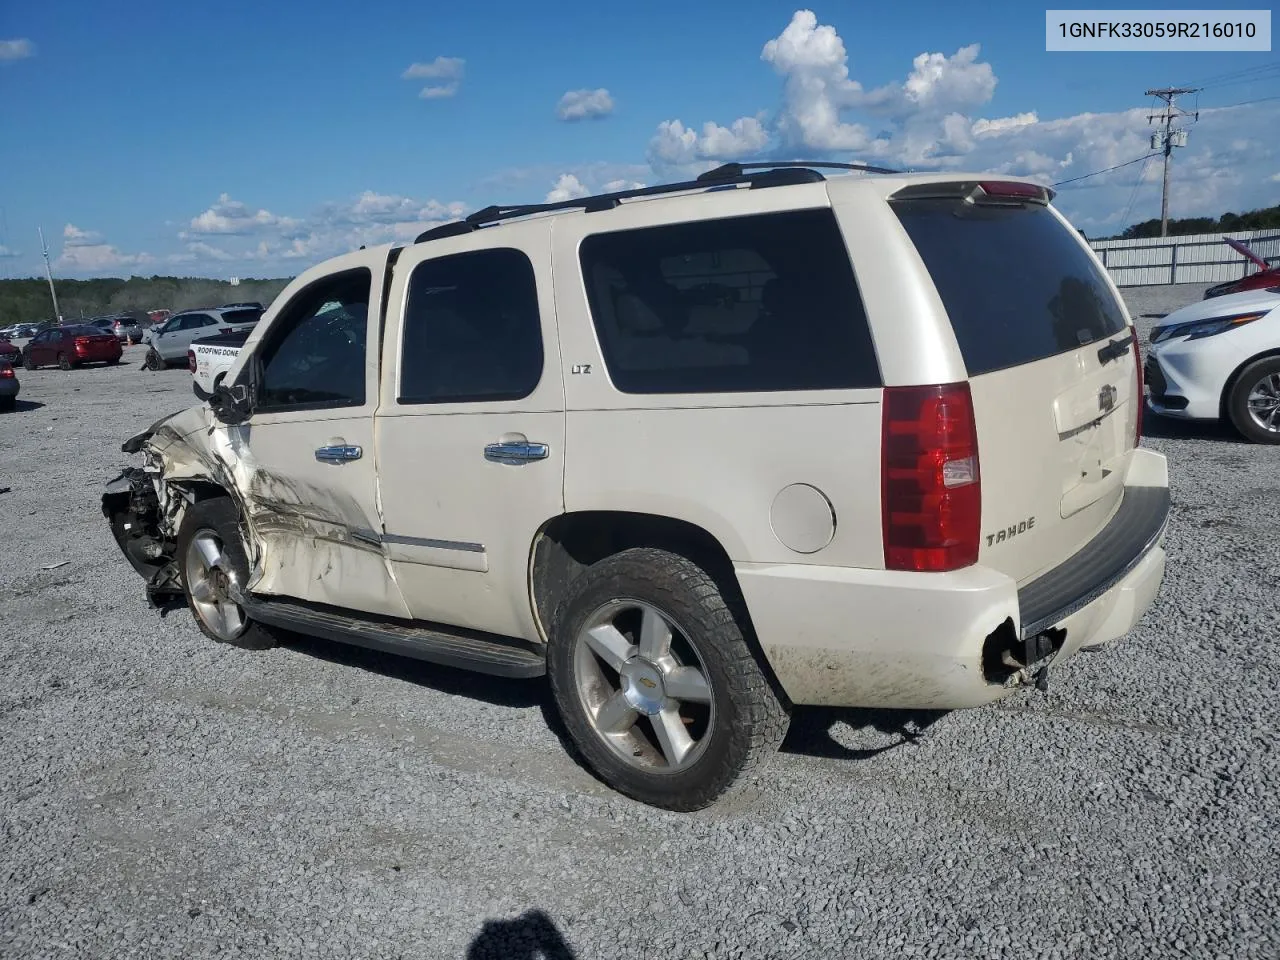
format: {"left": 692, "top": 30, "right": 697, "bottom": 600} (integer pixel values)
{"left": 528, "top": 511, "right": 788, "bottom": 705}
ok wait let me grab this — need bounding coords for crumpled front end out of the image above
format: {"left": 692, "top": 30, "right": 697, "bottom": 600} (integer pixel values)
{"left": 102, "top": 405, "right": 245, "bottom": 606}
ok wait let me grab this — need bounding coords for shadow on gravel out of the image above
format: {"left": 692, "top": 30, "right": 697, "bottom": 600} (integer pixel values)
{"left": 467, "top": 910, "right": 577, "bottom": 960}
{"left": 781, "top": 706, "right": 947, "bottom": 760}
{"left": 281, "top": 632, "right": 549, "bottom": 710}
{"left": 6, "top": 399, "right": 46, "bottom": 413}
{"left": 1141, "top": 413, "right": 1243, "bottom": 444}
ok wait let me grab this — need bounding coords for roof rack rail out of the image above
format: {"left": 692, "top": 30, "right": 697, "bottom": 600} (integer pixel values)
{"left": 413, "top": 160, "right": 897, "bottom": 243}
{"left": 696, "top": 160, "right": 900, "bottom": 180}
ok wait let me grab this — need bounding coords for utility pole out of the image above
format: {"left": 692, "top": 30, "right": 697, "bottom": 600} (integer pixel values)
{"left": 1145, "top": 87, "right": 1199, "bottom": 238}
{"left": 38, "top": 227, "right": 63, "bottom": 323}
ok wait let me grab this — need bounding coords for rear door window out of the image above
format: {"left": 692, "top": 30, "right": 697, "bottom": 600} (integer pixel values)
{"left": 578, "top": 208, "right": 880, "bottom": 394}
{"left": 892, "top": 198, "right": 1126, "bottom": 376}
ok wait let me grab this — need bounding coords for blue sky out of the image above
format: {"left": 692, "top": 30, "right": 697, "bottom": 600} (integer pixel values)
{"left": 1, "top": 1, "right": 1277, "bottom": 279}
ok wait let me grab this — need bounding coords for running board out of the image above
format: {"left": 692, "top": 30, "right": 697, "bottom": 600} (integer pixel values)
{"left": 239, "top": 595, "right": 546, "bottom": 679}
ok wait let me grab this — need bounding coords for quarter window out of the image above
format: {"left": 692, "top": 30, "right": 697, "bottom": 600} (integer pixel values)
{"left": 578, "top": 209, "right": 881, "bottom": 394}
{"left": 399, "top": 248, "right": 544, "bottom": 404}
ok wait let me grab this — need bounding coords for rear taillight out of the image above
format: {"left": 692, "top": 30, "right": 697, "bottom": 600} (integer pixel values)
{"left": 1132, "top": 332, "right": 1143, "bottom": 444}
{"left": 74, "top": 337, "right": 91, "bottom": 347}
{"left": 882, "top": 383, "right": 982, "bottom": 573}
{"left": 0, "top": 366, "right": 13, "bottom": 379}
{"left": 188, "top": 350, "right": 196, "bottom": 372}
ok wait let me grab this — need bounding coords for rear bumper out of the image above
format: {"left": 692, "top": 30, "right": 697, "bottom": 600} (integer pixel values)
{"left": 738, "top": 448, "right": 1169, "bottom": 709}
{"left": 0, "top": 377, "right": 18, "bottom": 398}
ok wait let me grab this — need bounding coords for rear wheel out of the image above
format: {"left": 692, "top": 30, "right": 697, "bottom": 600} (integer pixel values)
{"left": 176, "top": 498, "right": 276, "bottom": 650}
{"left": 547, "top": 548, "right": 788, "bottom": 811}
{"left": 1227, "top": 357, "right": 1280, "bottom": 444}
{"left": 22, "top": 353, "right": 34, "bottom": 371}
{"left": 57, "top": 353, "right": 72, "bottom": 371}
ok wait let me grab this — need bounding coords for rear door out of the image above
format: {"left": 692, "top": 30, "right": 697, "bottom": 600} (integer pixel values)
{"left": 374, "top": 222, "right": 566, "bottom": 641}
{"left": 889, "top": 185, "right": 1140, "bottom": 583}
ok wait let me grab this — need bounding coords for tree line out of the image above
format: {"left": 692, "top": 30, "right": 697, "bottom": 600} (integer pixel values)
{"left": 1111, "top": 203, "right": 1280, "bottom": 240}
{"left": 0, "top": 276, "right": 292, "bottom": 325}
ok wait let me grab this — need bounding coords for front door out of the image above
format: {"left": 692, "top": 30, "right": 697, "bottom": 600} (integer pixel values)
{"left": 374, "top": 225, "right": 566, "bottom": 641}
{"left": 227, "top": 254, "right": 411, "bottom": 619}
{"left": 157, "top": 313, "right": 216, "bottom": 362}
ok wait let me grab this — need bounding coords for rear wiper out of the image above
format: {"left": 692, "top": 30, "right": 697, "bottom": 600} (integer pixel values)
{"left": 1097, "top": 332, "right": 1134, "bottom": 365}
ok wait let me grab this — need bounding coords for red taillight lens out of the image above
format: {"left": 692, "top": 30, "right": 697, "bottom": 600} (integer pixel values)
{"left": 0, "top": 366, "right": 14, "bottom": 379}
{"left": 187, "top": 350, "right": 196, "bottom": 372}
{"left": 1132, "top": 332, "right": 1143, "bottom": 444}
{"left": 74, "top": 337, "right": 91, "bottom": 347}
{"left": 882, "top": 382, "right": 982, "bottom": 573}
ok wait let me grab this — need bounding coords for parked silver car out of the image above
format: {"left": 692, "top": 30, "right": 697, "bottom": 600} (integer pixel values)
{"left": 143, "top": 307, "right": 262, "bottom": 369}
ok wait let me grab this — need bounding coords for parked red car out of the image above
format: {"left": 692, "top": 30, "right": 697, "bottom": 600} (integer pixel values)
{"left": 22, "top": 324, "right": 123, "bottom": 370}
{"left": 1204, "top": 238, "right": 1280, "bottom": 298}
{"left": 0, "top": 338, "right": 20, "bottom": 366}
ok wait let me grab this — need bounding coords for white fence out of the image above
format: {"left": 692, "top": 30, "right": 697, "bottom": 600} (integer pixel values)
{"left": 1088, "top": 230, "right": 1280, "bottom": 287}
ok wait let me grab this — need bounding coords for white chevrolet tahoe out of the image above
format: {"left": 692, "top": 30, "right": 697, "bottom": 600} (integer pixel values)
{"left": 103, "top": 163, "right": 1169, "bottom": 810}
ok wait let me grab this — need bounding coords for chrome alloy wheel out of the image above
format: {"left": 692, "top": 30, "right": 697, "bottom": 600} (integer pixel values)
{"left": 572, "top": 599, "right": 715, "bottom": 772}
{"left": 183, "top": 528, "right": 247, "bottom": 642}
{"left": 1246, "top": 372, "right": 1280, "bottom": 434}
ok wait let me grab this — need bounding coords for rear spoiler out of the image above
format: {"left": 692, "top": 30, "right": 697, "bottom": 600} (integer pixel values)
{"left": 888, "top": 180, "right": 1056, "bottom": 206}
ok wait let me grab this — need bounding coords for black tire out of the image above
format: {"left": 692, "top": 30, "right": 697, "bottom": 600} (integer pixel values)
{"left": 57, "top": 353, "right": 72, "bottom": 371}
{"left": 144, "top": 349, "right": 163, "bottom": 371}
{"left": 175, "top": 498, "right": 276, "bottom": 650}
{"left": 22, "top": 353, "right": 34, "bottom": 371}
{"left": 1226, "top": 356, "right": 1280, "bottom": 445}
{"left": 547, "top": 547, "right": 788, "bottom": 811}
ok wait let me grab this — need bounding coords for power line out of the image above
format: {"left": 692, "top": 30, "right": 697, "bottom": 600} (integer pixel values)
{"left": 1053, "top": 153, "right": 1158, "bottom": 187}
{"left": 1211, "top": 93, "right": 1280, "bottom": 109}
{"left": 1119, "top": 155, "right": 1155, "bottom": 229}
{"left": 1175, "top": 62, "right": 1280, "bottom": 89}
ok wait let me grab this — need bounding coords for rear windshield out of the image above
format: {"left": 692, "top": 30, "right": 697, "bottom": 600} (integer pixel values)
{"left": 579, "top": 208, "right": 881, "bottom": 394}
{"left": 892, "top": 199, "right": 1126, "bottom": 376}
{"left": 221, "top": 309, "right": 261, "bottom": 325}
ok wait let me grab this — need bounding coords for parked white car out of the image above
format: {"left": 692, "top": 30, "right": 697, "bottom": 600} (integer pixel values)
{"left": 103, "top": 163, "right": 1169, "bottom": 810}
{"left": 144, "top": 306, "right": 262, "bottom": 369}
{"left": 1144, "top": 288, "right": 1280, "bottom": 443}
{"left": 190, "top": 330, "right": 253, "bottom": 399}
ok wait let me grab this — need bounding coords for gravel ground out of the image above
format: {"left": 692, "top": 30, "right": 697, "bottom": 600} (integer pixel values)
{"left": 2, "top": 287, "right": 1278, "bottom": 960}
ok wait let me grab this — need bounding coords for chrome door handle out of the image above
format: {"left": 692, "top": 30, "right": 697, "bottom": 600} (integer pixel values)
{"left": 484, "top": 441, "right": 549, "bottom": 465}
{"left": 315, "top": 444, "right": 363, "bottom": 464}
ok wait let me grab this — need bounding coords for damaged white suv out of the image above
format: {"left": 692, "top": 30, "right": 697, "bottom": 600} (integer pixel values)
{"left": 104, "top": 163, "right": 1170, "bottom": 810}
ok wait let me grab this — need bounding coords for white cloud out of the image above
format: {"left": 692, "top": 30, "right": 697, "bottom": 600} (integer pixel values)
{"left": 419, "top": 84, "right": 459, "bottom": 100}
{"left": 638, "top": 9, "right": 1280, "bottom": 231}
{"left": 63, "top": 223, "right": 101, "bottom": 246}
{"left": 185, "top": 241, "right": 234, "bottom": 262}
{"left": 0, "top": 38, "right": 34, "bottom": 62}
{"left": 557, "top": 88, "right": 615, "bottom": 121}
{"left": 648, "top": 117, "right": 770, "bottom": 168}
{"left": 403, "top": 57, "right": 464, "bottom": 99}
{"left": 546, "top": 174, "right": 590, "bottom": 203}
{"left": 56, "top": 228, "right": 154, "bottom": 275}
{"left": 0, "top": 245, "right": 18, "bottom": 258}
{"left": 185, "top": 194, "right": 302, "bottom": 237}
{"left": 973, "top": 111, "right": 1038, "bottom": 137}
{"left": 603, "top": 178, "right": 646, "bottom": 192}
{"left": 402, "top": 57, "right": 465, "bottom": 80}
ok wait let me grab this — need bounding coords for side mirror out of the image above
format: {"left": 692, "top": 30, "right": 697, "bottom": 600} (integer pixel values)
{"left": 210, "top": 381, "right": 253, "bottom": 425}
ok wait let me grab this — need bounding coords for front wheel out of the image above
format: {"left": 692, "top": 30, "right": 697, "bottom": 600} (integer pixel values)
{"left": 144, "top": 348, "right": 164, "bottom": 371}
{"left": 1227, "top": 357, "right": 1280, "bottom": 444}
{"left": 547, "top": 547, "right": 789, "bottom": 811}
{"left": 176, "top": 498, "right": 277, "bottom": 650}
